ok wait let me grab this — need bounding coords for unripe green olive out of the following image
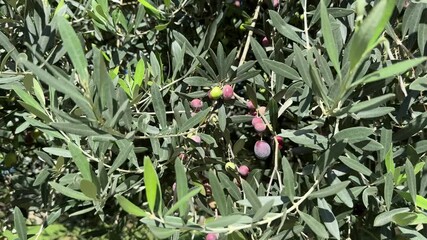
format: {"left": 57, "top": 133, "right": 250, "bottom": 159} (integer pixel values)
{"left": 225, "top": 162, "right": 237, "bottom": 171}
{"left": 209, "top": 86, "right": 223, "bottom": 100}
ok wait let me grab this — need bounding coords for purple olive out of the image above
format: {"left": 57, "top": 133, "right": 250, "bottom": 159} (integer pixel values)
{"left": 190, "top": 99, "right": 203, "bottom": 111}
{"left": 262, "top": 37, "right": 270, "bottom": 47}
{"left": 205, "top": 233, "right": 218, "bottom": 240}
{"left": 251, "top": 117, "right": 263, "bottom": 126}
{"left": 238, "top": 165, "right": 250, "bottom": 177}
{"left": 254, "top": 122, "right": 266, "bottom": 133}
{"left": 254, "top": 140, "right": 271, "bottom": 160}
{"left": 222, "top": 84, "right": 234, "bottom": 100}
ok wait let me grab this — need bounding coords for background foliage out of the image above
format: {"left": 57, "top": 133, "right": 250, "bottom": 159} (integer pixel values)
{"left": 1, "top": 0, "right": 427, "bottom": 239}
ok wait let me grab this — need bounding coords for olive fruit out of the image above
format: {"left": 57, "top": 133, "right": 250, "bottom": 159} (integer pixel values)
{"left": 254, "top": 140, "right": 271, "bottom": 160}
{"left": 225, "top": 162, "right": 237, "bottom": 171}
{"left": 238, "top": 165, "right": 250, "bottom": 177}
{"left": 262, "top": 37, "right": 270, "bottom": 47}
{"left": 254, "top": 122, "right": 267, "bottom": 133}
{"left": 251, "top": 117, "right": 263, "bottom": 126}
{"left": 205, "top": 233, "right": 218, "bottom": 240}
{"left": 190, "top": 99, "right": 203, "bottom": 111}
{"left": 222, "top": 84, "right": 234, "bottom": 100}
{"left": 209, "top": 86, "right": 223, "bottom": 100}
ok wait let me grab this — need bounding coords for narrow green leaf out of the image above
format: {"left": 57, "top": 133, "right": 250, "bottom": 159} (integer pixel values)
{"left": 137, "top": 0, "right": 163, "bottom": 19}
{"left": 144, "top": 156, "right": 162, "bottom": 214}
{"left": 196, "top": 56, "right": 217, "bottom": 80}
{"left": 339, "top": 156, "right": 373, "bottom": 176}
{"left": 263, "top": 59, "right": 301, "bottom": 81}
{"left": 250, "top": 37, "right": 270, "bottom": 74}
{"left": 348, "top": 94, "right": 395, "bottom": 114}
{"left": 115, "top": 195, "right": 147, "bottom": 217}
{"left": 165, "top": 186, "right": 201, "bottom": 216}
{"left": 309, "top": 181, "right": 350, "bottom": 199}
{"left": 179, "top": 108, "right": 210, "bottom": 133}
{"left": 93, "top": 48, "right": 114, "bottom": 116}
{"left": 208, "top": 170, "right": 228, "bottom": 216}
{"left": 108, "top": 141, "right": 133, "bottom": 174}
{"left": 352, "top": 57, "right": 427, "bottom": 87}
{"left": 320, "top": 0, "right": 340, "bottom": 75}
{"left": 409, "top": 77, "right": 427, "bottom": 91}
{"left": 13, "top": 86, "right": 50, "bottom": 122}
{"left": 352, "top": 139, "right": 384, "bottom": 152}
{"left": 299, "top": 211, "right": 329, "bottom": 238}
{"left": 230, "top": 70, "right": 261, "bottom": 84}
{"left": 205, "top": 215, "right": 252, "bottom": 228}
{"left": 398, "top": 227, "right": 427, "bottom": 240}
{"left": 151, "top": 83, "right": 167, "bottom": 129}
{"left": 317, "top": 198, "right": 340, "bottom": 240}
{"left": 49, "top": 182, "right": 92, "bottom": 201}
{"left": 356, "top": 107, "right": 395, "bottom": 119}
{"left": 68, "top": 142, "right": 92, "bottom": 181}
{"left": 392, "top": 212, "right": 427, "bottom": 226}
{"left": 241, "top": 180, "right": 262, "bottom": 210}
{"left": 373, "top": 207, "right": 410, "bottom": 226}
{"left": 80, "top": 179, "right": 98, "bottom": 199}
{"left": 175, "top": 158, "right": 189, "bottom": 216}
{"left": 218, "top": 105, "right": 226, "bottom": 132}
{"left": 148, "top": 226, "right": 177, "bottom": 239}
{"left": 252, "top": 200, "right": 275, "bottom": 222}
{"left": 293, "top": 44, "right": 311, "bottom": 86}
{"left": 333, "top": 127, "right": 374, "bottom": 143}
{"left": 314, "top": 140, "right": 347, "bottom": 176}
{"left": 385, "top": 147, "right": 395, "bottom": 174}
{"left": 69, "top": 207, "right": 95, "bottom": 217}
{"left": 393, "top": 112, "right": 427, "bottom": 141}
{"left": 282, "top": 156, "right": 295, "bottom": 201}
{"left": 237, "top": 196, "right": 290, "bottom": 207}
{"left": 405, "top": 159, "right": 417, "bottom": 206}
{"left": 14, "top": 207, "right": 27, "bottom": 240}
{"left": 397, "top": 191, "right": 427, "bottom": 211}
{"left": 269, "top": 10, "right": 305, "bottom": 45}
{"left": 18, "top": 100, "right": 51, "bottom": 123}
{"left": 0, "top": 31, "right": 18, "bottom": 60}
{"left": 380, "top": 129, "right": 392, "bottom": 162}
{"left": 57, "top": 17, "right": 89, "bottom": 89}
{"left": 43, "top": 147, "right": 72, "bottom": 158}
{"left": 348, "top": 0, "right": 396, "bottom": 71}
{"left": 183, "top": 76, "right": 213, "bottom": 86}
{"left": 245, "top": 85, "right": 258, "bottom": 108}
{"left": 22, "top": 60, "right": 96, "bottom": 121}
{"left": 12, "top": 85, "right": 45, "bottom": 114}
{"left": 309, "top": 62, "right": 330, "bottom": 106}
{"left": 134, "top": 59, "right": 145, "bottom": 88}
{"left": 217, "top": 172, "right": 241, "bottom": 200}
{"left": 384, "top": 172, "right": 394, "bottom": 211}
{"left": 33, "top": 168, "right": 50, "bottom": 186}
{"left": 418, "top": 17, "right": 427, "bottom": 55}
{"left": 32, "top": 79, "right": 45, "bottom": 106}
{"left": 107, "top": 99, "right": 129, "bottom": 128}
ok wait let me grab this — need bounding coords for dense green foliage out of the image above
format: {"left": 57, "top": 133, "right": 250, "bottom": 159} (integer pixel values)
{"left": 1, "top": 0, "right": 427, "bottom": 239}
